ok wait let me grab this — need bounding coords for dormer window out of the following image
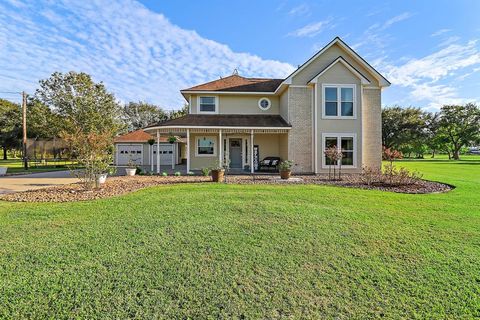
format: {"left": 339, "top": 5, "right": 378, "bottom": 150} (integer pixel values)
{"left": 198, "top": 96, "right": 218, "bottom": 114}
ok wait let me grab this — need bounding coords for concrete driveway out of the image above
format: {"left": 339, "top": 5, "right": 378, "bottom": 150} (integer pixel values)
{"left": 0, "top": 170, "right": 79, "bottom": 194}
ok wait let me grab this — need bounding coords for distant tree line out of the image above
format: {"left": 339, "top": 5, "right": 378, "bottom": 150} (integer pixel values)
{"left": 382, "top": 104, "right": 480, "bottom": 160}
{"left": 0, "top": 71, "right": 187, "bottom": 160}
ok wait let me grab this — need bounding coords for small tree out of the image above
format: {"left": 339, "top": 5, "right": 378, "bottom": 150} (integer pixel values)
{"left": 63, "top": 129, "right": 114, "bottom": 190}
{"left": 382, "top": 146, "right": 403, "bottom": 185}
{"left": 324, "top": 146, "right": 343, "bottom": 180}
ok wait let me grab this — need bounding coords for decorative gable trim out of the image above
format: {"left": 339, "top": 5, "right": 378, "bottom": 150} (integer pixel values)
{"left": 283, "top": 37, "right": 390, "bottom": 87}
{"left": 308, "top": 56, "right": 371, "bottom": 85}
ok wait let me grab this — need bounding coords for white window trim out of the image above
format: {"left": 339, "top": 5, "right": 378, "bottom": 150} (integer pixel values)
{"left": 321, "top": 84, "right": 356, "bottom": 119}
{"left": 197, "top": 96, "right": 218, "bottom": 114}
{"left": 195, "top": 136, "right": 217, "bottom": 157}
{"left": 321, "top": 133, "right": 357, "bottom": 169}
{"left": 258, "top": 97, "right": 272, "bottom": 111}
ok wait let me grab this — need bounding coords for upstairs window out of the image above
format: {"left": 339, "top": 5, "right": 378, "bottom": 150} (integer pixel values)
{"left": 322, "top": 85, "right": 355, "bottom": 118}
{"left": 199, "top": 96, "right": 217, "bottom": 113}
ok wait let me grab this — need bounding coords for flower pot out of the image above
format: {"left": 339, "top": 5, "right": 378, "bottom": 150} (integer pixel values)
{"left": 0, "top": 167, "right": 7, "bottom": 176}
{"left": 97, "top": 173, "right": 108, "bottom": 184}
{"left": 125, "top": 168, "right": 136, "bottom": 176}
{"left": 280, "top": 170, "right": 291, "bottom": 180}
{"left": 211, "top": 169, "right": 225, "bottom": 182}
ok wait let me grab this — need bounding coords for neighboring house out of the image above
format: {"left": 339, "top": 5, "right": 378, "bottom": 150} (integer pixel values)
{"left": 143, "top": 37, "right": 390, "bottom": 174}
{"left": 114, "top": 129, "right": 185, "bottom": 169}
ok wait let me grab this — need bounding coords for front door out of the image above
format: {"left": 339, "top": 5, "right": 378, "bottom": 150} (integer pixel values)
{"left": 229, "top": 139, "right": 242, "bottom": 168}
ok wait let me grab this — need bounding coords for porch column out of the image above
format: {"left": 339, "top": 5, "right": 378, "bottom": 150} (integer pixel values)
{"left": 156, "top": 130, "right": 160, "bottom": 174}
{"left": 171, "top": 143, "right": 175, "bottom": 170}
{"left": 250, "top": 129, "right": 254, "bottom": 174}
{"left": 219, "top": 129, "right": 222, "bottom": 164}
{"left": 150, "top": 145, "right": 153, "bottom": 172}
{"left": 186, "top": 129, "right": 190, "bottom": 173}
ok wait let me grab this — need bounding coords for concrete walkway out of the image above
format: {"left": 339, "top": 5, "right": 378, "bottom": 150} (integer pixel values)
{"left": 0, "top": 170, "right": 79, "bottom": 194}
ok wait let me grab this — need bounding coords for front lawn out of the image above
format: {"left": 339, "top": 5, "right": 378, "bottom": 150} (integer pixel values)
{"left": 0, "top": 159, "right": 75, "bottom": 174}
{"left": 0, "top": 158, "right": 479, "bottom": 318}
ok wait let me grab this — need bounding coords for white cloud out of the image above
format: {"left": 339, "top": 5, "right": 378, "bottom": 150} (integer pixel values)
{"left": 431, "top": 28, "right": 451, "bottom": 37}
{"left": 0, "top": 0, "right": 295, "bottom": 109}
{"left": 352, "top": 12, "right": 414, "bottom": 51}
{"left": 288, "top": 3, "right": 310, "bottom": 16}
{"left": 288, "top": 18, "right": 333, "bottom": 37}
{"left": 383, "top": 40, "right": 480, "bottom": 110}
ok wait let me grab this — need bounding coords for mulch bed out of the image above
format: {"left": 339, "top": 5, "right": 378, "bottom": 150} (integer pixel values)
{"left": 0, "top": 174, "right": 453, "bottom": 203}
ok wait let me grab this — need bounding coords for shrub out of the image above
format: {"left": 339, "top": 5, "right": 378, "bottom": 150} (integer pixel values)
{"left": 201, "top": 167, "right": 210, "bottom": 176}
{"left": 174, "top": 171, "right": 181, "bottom": 176}
{"left": 382, "top": 163, "right": 423, "bottom": 186}
{"left": 360, "top": 166, "right": 383, "bottom": 186}
{"left": 162, "top": 171, "right": 168, "bottom": 176}
{"left": 324, "top": 146, "right": 343, "bottom": 180}
{"left": 278, "top": 160, "right": 294, "bottom": 171}
{"left": 187, "top": 171, "right": 195, "bottom": 176}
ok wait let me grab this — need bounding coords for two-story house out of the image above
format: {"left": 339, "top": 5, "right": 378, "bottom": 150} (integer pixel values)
{"left": 141, "top": 37, "right": 390, "bottom": 174}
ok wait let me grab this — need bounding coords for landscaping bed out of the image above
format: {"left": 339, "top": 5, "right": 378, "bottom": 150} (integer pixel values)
{"left": 0, "top": 173, "right": 452, "bottom": 203}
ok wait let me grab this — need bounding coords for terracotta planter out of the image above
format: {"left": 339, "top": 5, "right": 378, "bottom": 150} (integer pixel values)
{"left": 280, "top": 170, "right": 291, "bottom": 180}
{"left": 211, "top": 169, "right": 225, "bottom": 182}
{"left": 125, "top": 168, "right": 136, "bottom": 176}
{"left": 0, "top": 167, "right": 7, "bottom": 176}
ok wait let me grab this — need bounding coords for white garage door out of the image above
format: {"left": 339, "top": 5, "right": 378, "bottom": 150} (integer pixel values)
{"left": 117, "top": 144, "right": 143, "bottom": 165}
{"left": 153, "top": 144, "right": 174, "bottom": 165}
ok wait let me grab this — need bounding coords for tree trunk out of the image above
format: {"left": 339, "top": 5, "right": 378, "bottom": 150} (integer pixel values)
{"left": 2, "top": 146, "right": 7, "bottom": 160}
{"left": 453, "top": 149, "right": 460, "bottom": 160}
{"left": 431, "top": 149, "right": 435, "bottom": 158}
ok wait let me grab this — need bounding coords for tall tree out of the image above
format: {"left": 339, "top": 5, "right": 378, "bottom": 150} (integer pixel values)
{"left": 0, "top": 99, "right": 21, "bottom": 160}
{"left": 122, "top": 101, "right": 168, "bottom": 131}
{"left": 382, "top": 106, "right": 428, "bottom": 156}
{"left": 35, "top": 71, "right": 123, "bottom": 135}
{"left": 438, "top": 103, "right": 480, "bottom": 160}
{"left": 168, "top": 103, "right": 188, "bottom": 120}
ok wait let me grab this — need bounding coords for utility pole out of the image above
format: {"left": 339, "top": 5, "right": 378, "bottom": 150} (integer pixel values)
{"left": 22, "top": 91, "right": 28, "bottom": 170}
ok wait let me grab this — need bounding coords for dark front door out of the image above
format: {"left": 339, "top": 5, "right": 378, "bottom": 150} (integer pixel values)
{"left": 229, "top": 139, "right": 242, "bottom": 168}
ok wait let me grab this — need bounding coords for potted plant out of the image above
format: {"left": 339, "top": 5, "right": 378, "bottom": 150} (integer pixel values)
{"left": 125, "top": 159, "right": 137, "bottom": 176}
{"left": 147, "top": 138, "right": 155, "bottom": 146}
{"left": 278, "top": 160, "right": 294, "bottom": 180}
{"left": 210, "top": 160, "right": 227, "bottom": 182}
{"left": 96, "top": 162, "right": 115, "bottom": 185}
{"left": 0, "top": 166, "right": 7, "bottom": 176}
{"left": 168, "top": 136, "right": 177, "bottom": 144}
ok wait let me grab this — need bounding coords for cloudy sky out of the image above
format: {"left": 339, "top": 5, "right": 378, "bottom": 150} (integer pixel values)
{"left": 0, "top": 0, "right": 479, "bottom": 111}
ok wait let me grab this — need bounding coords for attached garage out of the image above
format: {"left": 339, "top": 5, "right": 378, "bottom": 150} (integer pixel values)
{"left": 116, "top": 144, "right": 143, "bottom": 166}
{"left": 152, "top": 144, "right": 175, "bottom": 166}
{"left": 113, "top": 129, "right": 185, "bottom": 172}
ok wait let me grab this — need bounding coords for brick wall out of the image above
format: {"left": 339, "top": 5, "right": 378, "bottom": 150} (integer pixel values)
{"left": 362, "top": 88, "right": 382, "bottom": 169}
{"left": 287, "top": 87, "right": 313, "bottom": 173}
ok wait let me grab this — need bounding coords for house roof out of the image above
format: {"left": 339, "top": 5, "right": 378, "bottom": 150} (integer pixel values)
{"left": 145, "top": 114, "right": 291, "bottom": 129}
{"left": 114, "top": 129, "right": 185, "bottom": 143}
{"left": 284, "top": 36, "right": 391, "bottom": 87}
{"left": 181, "top": 75, "right": 284, "bottom": 93}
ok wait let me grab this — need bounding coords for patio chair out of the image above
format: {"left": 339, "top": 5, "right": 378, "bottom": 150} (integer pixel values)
{"left": 259, "top": 157, "right": 281, "bottom": 172}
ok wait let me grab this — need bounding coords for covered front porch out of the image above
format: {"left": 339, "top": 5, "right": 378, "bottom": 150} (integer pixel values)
{"left": 143, "top": 127, "right": 289, "bottom": 174}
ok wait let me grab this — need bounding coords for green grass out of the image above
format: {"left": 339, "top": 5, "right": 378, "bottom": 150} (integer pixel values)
{"left": 0, "top": 158, "right": 479, "bottom": 318}
{"left": 0, "top": 159, "right": 75, "bottom": 174}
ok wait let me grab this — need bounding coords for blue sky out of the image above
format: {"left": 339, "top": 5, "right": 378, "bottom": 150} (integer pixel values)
{"left": 0, "top": 0, "right": 479, "bottom": 110}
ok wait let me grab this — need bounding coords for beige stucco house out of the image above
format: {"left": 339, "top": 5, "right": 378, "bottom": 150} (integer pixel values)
{"left": 143, "top": 37, "right": 390, "bottom": 174}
